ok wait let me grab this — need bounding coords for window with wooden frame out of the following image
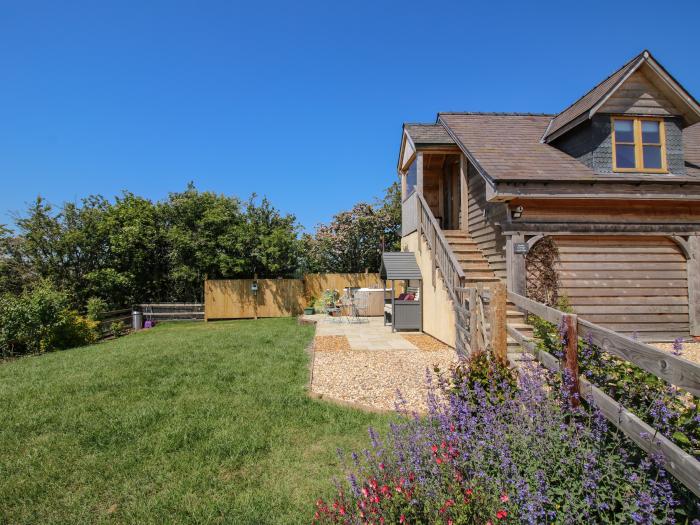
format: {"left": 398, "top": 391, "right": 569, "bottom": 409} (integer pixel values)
{"left": 611, "top": 117, "right": 667, "bottom": 173}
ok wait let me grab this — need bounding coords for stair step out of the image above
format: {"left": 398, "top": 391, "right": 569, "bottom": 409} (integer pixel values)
{"left": 460, "top": 263, "right": 491, "bottom": 270}
{"left": 463, "top": 272, "right": 497, "bottom": 279}
{"left": 463, "top": 277, "right": 502, "bottom": 283}
{"left": 453, "top": 247, "right": 482, "bottom": 253}
{"left": 448, "top": 239, "right": 478, "bottom": 245}
{"left": 508, "top": 321, "right": 533, "bottom": 330}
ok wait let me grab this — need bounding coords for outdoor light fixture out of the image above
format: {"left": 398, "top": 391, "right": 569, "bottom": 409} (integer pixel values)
{"left": 251, "top": 281, "right": 258, "bottom": 294}
{"left": 511, "top": 205, "right": 524, "bottom": 220}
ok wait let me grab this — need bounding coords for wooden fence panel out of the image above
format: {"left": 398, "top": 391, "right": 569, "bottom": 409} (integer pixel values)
{"left": 205, "top": 279, "right": 305, "bottom": 320}
{"left": 303, "top": 273, "right": 381, "bottom": 300}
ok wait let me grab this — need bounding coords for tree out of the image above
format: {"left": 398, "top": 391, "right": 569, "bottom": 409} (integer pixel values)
{"left": 301, "top": 182, "right": 401, "bottom": 273}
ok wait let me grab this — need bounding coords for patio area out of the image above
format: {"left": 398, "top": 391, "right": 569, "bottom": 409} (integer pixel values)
{"left": 305, "top": 314, "right": 458, "bottom": 412}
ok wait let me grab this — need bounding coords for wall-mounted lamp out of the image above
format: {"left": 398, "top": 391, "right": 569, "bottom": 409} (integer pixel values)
{"left": 511, "top": 205, "right": 524, "bottom": 220}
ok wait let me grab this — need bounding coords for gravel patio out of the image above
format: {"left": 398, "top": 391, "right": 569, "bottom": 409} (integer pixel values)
{"left": 306, "top": 315, "right": 458, "bottom": 412}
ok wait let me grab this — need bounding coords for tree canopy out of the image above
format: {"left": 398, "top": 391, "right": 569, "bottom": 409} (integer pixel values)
{"left": 0, "top": 182, "right": 400, "bottom": 308}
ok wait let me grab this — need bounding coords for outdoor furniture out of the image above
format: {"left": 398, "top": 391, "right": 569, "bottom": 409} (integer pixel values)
{"left": 379, "top": 252, "right": 423, "bottom": 332}
{"left": 352, "top": 288, "right": 388, "bottom": 316}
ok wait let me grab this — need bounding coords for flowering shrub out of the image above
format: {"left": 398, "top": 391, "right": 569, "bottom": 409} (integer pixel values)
{"left": 313, "top": 363, "right": 680, "bottom": 524}
{"left": 532, "top": 316, "right": 700, "bottom": 458}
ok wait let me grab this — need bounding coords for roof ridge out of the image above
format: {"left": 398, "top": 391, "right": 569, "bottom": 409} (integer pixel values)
{"left": 439, "top": 111, "right": 554, "bottom": 117}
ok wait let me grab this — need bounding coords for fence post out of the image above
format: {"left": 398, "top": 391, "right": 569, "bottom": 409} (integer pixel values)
{"left": 490, "top": 282, "right": 507, "bottom": 365}
{"left": 563, "top": 313, "right": 580, "bottom": 407}
{"left": 468, "top": 287, "right": 479, "bottom": 352}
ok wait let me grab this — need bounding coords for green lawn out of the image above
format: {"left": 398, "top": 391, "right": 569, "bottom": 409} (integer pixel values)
{"left": 0, "top": 319, "right": 391, "bottom": 524}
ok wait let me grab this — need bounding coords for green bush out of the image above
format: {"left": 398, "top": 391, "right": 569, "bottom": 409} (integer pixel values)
{"left": 109, "top": 320, "right": 127, "bottom": 338}
{"left": 0, "top": 282, "right": 99, "bottom": 357}
{"left": 86, "top": 296, "right": 108, "bottom": 321}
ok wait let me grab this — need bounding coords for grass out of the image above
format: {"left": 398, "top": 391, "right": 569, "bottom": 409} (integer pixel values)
{"left": 0, "top": 318, "right": 392, "bottom": 524}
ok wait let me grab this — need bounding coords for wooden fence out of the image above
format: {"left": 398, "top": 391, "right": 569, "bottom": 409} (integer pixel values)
{"left": 97, "top": 308, "right": 132, "bottom": 335}
{"left": 138, "top": 303, "right": 204, "bottom": 321}
{"left": 97, "top": 303, "right": 204, "bottom": 336}
{"left": 454, "top": 282, "right": 507, "bottom": 362}
{"left": 507, "top": 290, "right": 700, "bottom": 497}
{"left": 303, "top": 273, "right": 381, "bottom": 300}
{"left": 204, "top": 273, "right": 382, "bottom": 320}
{"left": 205, "top": 279, "right": 304, "bottom": 320}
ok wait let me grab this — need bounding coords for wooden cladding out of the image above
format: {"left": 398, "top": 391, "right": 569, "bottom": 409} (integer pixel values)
{"left": 542, "top": 236, "right": 690, "bottom": 340}
{"left": 467, "top": 164, "right": 507, "bottom": 280}
{"left": 511, "top": 199, "right": 700, "bottom": 225}
{"left": 600, "top": 69, "right": 678, "bottom": 117}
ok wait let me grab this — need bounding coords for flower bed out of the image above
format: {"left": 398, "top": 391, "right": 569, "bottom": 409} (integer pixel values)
{"left": 313, "top": 352, "right": 687, "bottom": 523}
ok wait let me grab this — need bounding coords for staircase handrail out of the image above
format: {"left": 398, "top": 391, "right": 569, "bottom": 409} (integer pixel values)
{"left": 415, "top": 192, "right": 465, "bottom": 303}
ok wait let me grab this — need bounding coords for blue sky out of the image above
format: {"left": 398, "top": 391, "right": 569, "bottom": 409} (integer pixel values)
{"left": 1, "top": 0, "right": 699, "bottom": 231}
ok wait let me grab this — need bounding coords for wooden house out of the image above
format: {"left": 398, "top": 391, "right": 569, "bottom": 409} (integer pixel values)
{"left": 398, "top": 50, "right": 700, "bottom": 346}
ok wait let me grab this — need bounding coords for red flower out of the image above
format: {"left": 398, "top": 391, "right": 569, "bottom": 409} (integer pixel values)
{"left": 497, "top": 509, "right": 508, "bottom": 519}
{"left": 465, "top": 488, "right": 473, "bottom": 496}
{"left": 399, "top": 515, "right": 406, "bottom": 524}
{"left": 436, "top": 457, "right": 443, "bottom": 465}
{"left": 379, "top": 462, "right": 385, "bottom": 470}
{"left": 431, "top": 444, "right": 439, "bottom": 453}
{"left": 380, "top": 485, "right": 390, "bottom": 495}
{"left": 500, "top": 493, "right": 509, "bottom": 503}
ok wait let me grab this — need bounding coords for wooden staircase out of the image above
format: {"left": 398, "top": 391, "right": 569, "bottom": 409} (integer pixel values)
{"left": 443, "top": 230, "right": 533, "bottom": 356}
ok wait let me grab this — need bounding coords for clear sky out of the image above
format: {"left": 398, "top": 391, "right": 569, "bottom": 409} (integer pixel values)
{"left": 1, "top": 0, "right": 699, "bottom": 231}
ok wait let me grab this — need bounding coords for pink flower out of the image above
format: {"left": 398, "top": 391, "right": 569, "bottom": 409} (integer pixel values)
{"left": 379, "top": 462, "right": 385, "bottom": 470}
{"left": 399, "top": 515, "right": 406, "bottom": 524}
{"left": 500, "top": 493, "right": 509, "bottom": 503}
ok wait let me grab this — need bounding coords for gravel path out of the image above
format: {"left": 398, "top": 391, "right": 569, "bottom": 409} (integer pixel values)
{"left": 305, "top": 316, "right": 458, "bottom": 412}
{"left": 311, "top": 347, "right": 458, "bottom": 412}
{"left": 654, "top": 341, "right": 700, "bottom": 364}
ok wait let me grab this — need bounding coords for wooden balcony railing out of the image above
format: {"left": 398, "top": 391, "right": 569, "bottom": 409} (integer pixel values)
{"left": 415, "top": 192, "right": 465, "bottom": 304}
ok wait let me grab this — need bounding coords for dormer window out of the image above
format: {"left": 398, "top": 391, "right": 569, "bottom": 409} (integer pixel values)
{"left": 612, "top": 117, "right": 667, "bottom": 173}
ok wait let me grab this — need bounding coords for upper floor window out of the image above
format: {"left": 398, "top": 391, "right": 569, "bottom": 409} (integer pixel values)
{"left": 405, "top": 159, "right": 417, "bottom": 198}
{"left": 612, "top": 117, "right": 667, "bottom": 173}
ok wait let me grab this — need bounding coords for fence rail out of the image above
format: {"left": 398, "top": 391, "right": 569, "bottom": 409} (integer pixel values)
{"left": 507, "top": 290, "right": 700, "bottom": 497}
{"left": 138, "top": 303, "right": 204, "bottom": 321}
{"left": 508, "top": 291, "right": 700, "bottom": 397}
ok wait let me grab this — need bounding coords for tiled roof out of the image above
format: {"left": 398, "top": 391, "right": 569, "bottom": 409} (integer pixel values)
{"left": 439, "top": 113, "right": 595, "bottom": 181}
{"left": 685, "top": 123, "right": 700, "bottom": 176}
{"left": 440, "top": 112, "right": 700, "bottom": 183}
{"left": 404, "top": 123, "right": 454, "bottom": 145}
{"left": 543, "top": 52, "right": 644, "bottom": 141}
